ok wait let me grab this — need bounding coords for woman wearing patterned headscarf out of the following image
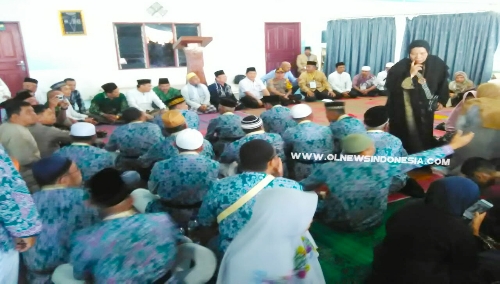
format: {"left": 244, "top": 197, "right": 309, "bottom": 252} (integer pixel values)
{"left": 447, "top": 82, "right": 500, "bottom": 175}
{"left": 449, "top": 71, "right": 475, "bottom": 106}
{"left": 386, "top": 40, "right": 449, "bottom": 155}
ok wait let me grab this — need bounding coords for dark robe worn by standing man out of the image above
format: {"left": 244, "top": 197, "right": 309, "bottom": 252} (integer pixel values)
{"left": 385, "top": 40, "right": 449, "bottom": 154}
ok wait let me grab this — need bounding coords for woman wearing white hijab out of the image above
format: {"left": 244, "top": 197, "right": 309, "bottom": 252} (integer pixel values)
{"left": 217, "top": 188, "right": 325, "bottom": 284}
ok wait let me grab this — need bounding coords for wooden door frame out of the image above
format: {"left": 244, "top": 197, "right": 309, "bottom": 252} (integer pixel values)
{"left": 1, "top": 21, "right": 30, "bottom": 76}
{"left": 264, "top": 22, "right": 301, "bottom": 72}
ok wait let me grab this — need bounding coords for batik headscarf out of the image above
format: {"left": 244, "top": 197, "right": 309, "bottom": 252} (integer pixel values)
{"left": 449, "top": 71, "right": 475, "bottom": 94}
{"left": 445, "top": 90, "right": 477, "bottom": 132}
{"left": 462, "top": 82, "right": 500, "bottom": 129}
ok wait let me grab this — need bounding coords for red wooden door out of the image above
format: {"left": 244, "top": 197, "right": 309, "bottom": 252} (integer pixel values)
{"left": 265, "top": 23, "right": 301, "bottom": 76}
{"left": 0, "top": 23, "right": 28, "bottom": 94}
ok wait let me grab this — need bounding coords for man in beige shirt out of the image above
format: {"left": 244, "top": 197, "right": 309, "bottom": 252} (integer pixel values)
{"left": 0, "top": 101, "right": 40, "bottom": 192}
{"left": 298, "top": 61, "right": 336, "bottom": 102}
{"left": 28, "top": 105, "right": 71, "bottom": 158}
{"left": 296, "top": 47, "right": 318, "bottom": 74}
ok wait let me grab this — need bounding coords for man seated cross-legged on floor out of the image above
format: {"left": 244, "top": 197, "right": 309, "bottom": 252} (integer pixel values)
{"left": 351, "top": 66, "right": 380, "bottom": 97}
{"left": 126, "top": 79, "right": 167, "bottom": 119}
{"left": 239, "top": 67, "right": 270, "bottom": 109}
{"left": 181, "top": 72, "right": 217, "bottom": 114}
{"left": 153, "top": 78, "right": 180, "bottom": 105}
{"left": 327, "top": 62, "right": 357, "bottom": 99}
{"left": 208, "top": 70, "right": 241, "bottom": 110}
{"left": 88, "top": 82, "right": 129, "bottom": 124}
{"left": 261, "top": 61, "right": 300, "bottom": 96}
{"left": 266, "top": 67, "right": 302, "bottom": 106}
{"left": 298, "top": 61, "right": 336, "bottom": 102}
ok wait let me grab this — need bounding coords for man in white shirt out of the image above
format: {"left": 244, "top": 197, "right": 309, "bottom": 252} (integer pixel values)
{"left": 181, "top": 72, "right": 217, "bottom": 114}
{"left": 126, "top": 79, "right": 166, "bottom": 117}
{"left": 328, "top": 62, "right": 356, "bottom": 99}
{"left": 23, "top": 77, "right": 47, "bottom": 105}
{"left": 0, "top": 77, "right": 11, "bottom": 103}
{"left": 375, "top": 62, "right": 394, "bottom": 96}
{"left": 239, "top": 67, "right": 270, "bottom": 109}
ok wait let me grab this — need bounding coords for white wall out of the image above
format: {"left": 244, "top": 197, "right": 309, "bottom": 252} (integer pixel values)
{"left": 0, "top": 0, "right": 497, "bottom": 98}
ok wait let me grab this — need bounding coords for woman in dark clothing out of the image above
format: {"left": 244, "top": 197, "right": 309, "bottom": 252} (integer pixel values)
{"left": 386, "top": 40, "right": 449, "bottom": 154}
{"left": 368, "top": 177, "right": 485, "bottom": 284}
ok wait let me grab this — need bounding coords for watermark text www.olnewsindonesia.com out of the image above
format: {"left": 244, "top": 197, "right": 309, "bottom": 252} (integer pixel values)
{"left": 290, "top": 153, "right": 450, "bottom": 166}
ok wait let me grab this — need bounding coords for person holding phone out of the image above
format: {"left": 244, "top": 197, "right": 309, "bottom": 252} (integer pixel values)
{"left": 461, "top": 157, "right": 500, "bottom": 249}
{"left": 385, "top": 40, "right": 450, "bottom": 155}
{"left": 368, "top": 177, "right": 486, "bottom": 283}
{"left": 50, "top": 82, "right": 96, "bottom": 126}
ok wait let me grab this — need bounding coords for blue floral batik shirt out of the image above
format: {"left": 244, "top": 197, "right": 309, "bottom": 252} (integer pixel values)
{"left": 220, "top": 131, "right": 286, "bottom": 164}
{"left": 106, "top": 121, "right": 163, "bottom": 157}
{"left": 147, "top": 153, "right": 220, "bottom": 225}
{"left": 0, "top": 144, "right": 42, "bottom": 252}
{"left": 206, "top": 112, "right": 246, "bottom": 141}
{"left": 329, "top": 114, "right": 366, "bottom": 154}
{"left": 106, "top": 121, "right": 163, "bottom": 169}
{"left": 300, "top": 146, "right": 454, "bottom": 231}
{"left": 22, "top": 187, "right": 99, "bottom": 284}
{"left": 139, "top": 133, "right": 214, "bottom": 168}
{"left": 260, "top": 105, "right": 298, "bottom": 136}
{"left": 367, "top": 130, "right": 409, "bottom": 193}
{"left": 70, "top": 213, "right": 178, "bottom": 283}
{"left": 282, "top": 121, "right": 333, "bottom": 180}
{"left": 198, "top": 172, "right": 303, "bottom": 253}
{"left": 54, "top": 143, "right": 115, "bottom": 183}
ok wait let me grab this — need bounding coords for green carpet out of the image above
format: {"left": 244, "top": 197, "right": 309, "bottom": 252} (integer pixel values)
{"left": 310, "top": 198, "right": 412, "bottom": 284}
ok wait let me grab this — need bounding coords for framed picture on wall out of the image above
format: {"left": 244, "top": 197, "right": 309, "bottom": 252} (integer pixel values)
{"left": 59, "top": 11, "right": 86, "bottom": 35}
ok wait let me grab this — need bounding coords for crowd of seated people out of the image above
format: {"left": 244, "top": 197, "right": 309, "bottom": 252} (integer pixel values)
{"left": 1, "top": 67, "right": 500, "bottom": 283}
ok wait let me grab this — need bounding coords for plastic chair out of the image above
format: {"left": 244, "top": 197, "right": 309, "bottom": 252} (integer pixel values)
{"left": 130, "top": 188, "right": 159, "bottom": 213}
{"left": 171, "top": 243, "right": 217, "bottom": 284}
{"left": 219, "top": 162, "right": 238, "bottom": 178}
{"left": 51, "top": 264, "right": 85, "bottom": 284}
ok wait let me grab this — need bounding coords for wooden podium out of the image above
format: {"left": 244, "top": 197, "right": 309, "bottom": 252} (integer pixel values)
{"left": 173, "top": 36, "right": 213, "bottom": 85}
